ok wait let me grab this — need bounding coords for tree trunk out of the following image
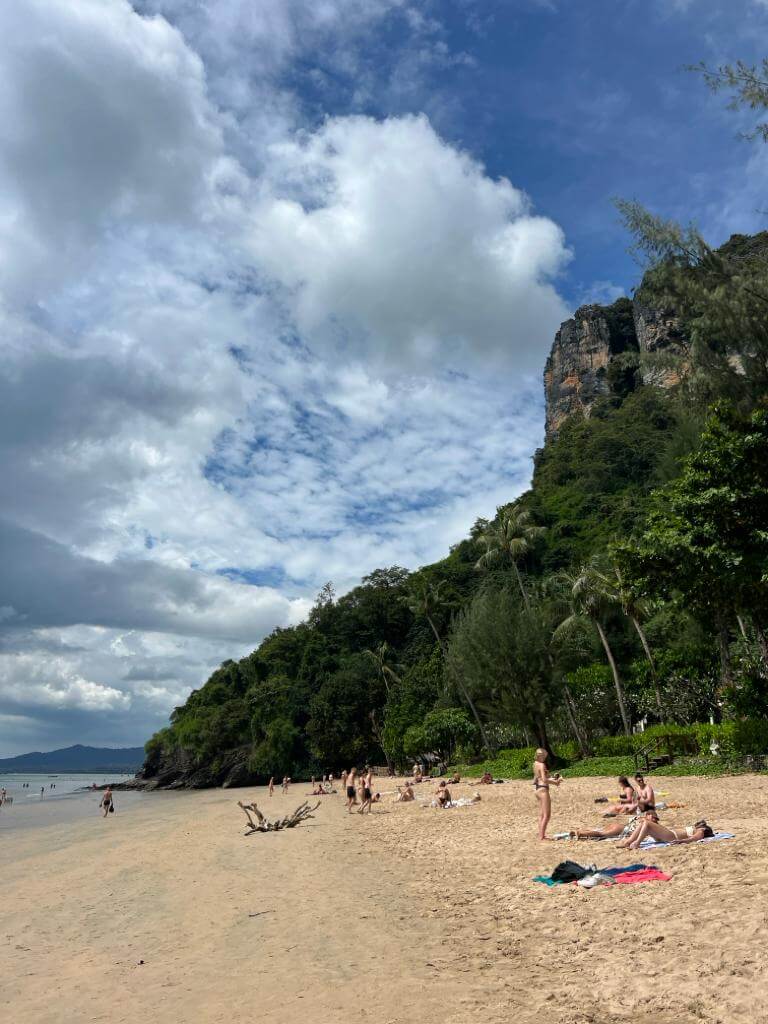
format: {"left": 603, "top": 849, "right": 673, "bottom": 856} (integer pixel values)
{"left": 512, "top": 562, "right": 529, "bottom": 608}
{"left": 595, "top": 619, "right": 631, "bottom": 736}
{"left": 369, "top": 711, "right": 393, "bottom": 774}
{"left": 754, "top": 623, "right": 768, "bottom": 667}
{"left": 736, "top": 613, "right": 749, "bottom": 641}
{"left": 545, "top": 647, "right": 590, "bottom": 757}
{"left": 716, "top": 610, "right": 734, "bottom": 692}
{"left": 534, "top": 715, "right": 551, "bottom": 755}
{"left": 631, "top": 616, "right": 664, "bottom": 721}
{"left": 426, "top": 613, "right": 494, "bottom": 755}
{"left": 563, "top": 683, "right": 592, "bottom": 757}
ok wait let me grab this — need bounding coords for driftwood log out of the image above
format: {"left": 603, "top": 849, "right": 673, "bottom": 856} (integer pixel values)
{"left": 238, "top": 799, "right": 320, "bottom": 834}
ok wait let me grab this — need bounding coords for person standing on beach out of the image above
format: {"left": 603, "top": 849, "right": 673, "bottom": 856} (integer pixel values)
{"left": 100, "top": 787, "right": 114, "bottom": 818}
{"left": 346, "top": 768, "right": 357, "bottom": 813}
{"left": 358, "top": 767, "right": 373, "bottom": 814}
{"left": 533, "top": 749, "right": 561, "bottom": 841}
{"left": 341, "top": 769, "right": 347, "bottom": 796}
{"left": 268, "top": 777, "right": 274, "bottom": 797}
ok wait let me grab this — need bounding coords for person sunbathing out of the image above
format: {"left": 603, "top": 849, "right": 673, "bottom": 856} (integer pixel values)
{"left": 449, "top": 773, "right": 461, "bottom": 784}
{"left": 478, "top": 772, "right": 493, "bottom": 785}
{"left": 394, "top": 783, "right": 415, "bottom": 803}
{"left": 573, "top": 809, "right": 659, "bottom": 840}
{"left": 617, "top": 818, "right": 715, "bottom": 850}
{"left": 603, "top": 776, "right": 637, "bottom": 816}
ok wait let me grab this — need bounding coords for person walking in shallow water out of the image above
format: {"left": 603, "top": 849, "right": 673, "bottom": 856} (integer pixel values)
{"left": 533, "top": 748, "right": 561, "bottom": 841}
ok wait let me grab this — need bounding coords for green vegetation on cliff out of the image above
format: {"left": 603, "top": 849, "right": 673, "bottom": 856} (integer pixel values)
{"left": 143, "top": 65, "right": 768, "bottom": 787}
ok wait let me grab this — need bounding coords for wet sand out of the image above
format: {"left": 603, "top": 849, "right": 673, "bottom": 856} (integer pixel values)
{"left": 2, "top": 775, "right": 767, "bottom": 1023}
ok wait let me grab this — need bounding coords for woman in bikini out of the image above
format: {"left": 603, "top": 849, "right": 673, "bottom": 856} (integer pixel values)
{"left": 533, "top": 748, "right": 561, "bottom": 841}
{"left": 603, "top": 776, "right": 637, "bottom": 816}
{"left": 572, "top": 808, "right": 659, "bottom": 840}
{"left": 617, "top": 818, "right": 714, "bottom": 850}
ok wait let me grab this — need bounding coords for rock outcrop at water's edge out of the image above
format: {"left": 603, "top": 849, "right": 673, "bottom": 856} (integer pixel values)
{"left": 108, "top": 745, "right": 254, "bottom": 790}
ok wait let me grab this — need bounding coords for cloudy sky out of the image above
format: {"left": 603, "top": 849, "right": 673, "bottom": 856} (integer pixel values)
{"left": 0, "top": 0, "right": 765, "bottom": 755}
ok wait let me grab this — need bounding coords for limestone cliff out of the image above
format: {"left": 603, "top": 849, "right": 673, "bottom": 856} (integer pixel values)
{"left": 544, "top": 297, "right": 640, "bottom": 436}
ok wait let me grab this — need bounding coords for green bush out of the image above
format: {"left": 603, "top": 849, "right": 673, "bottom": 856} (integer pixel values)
{"left": 455, "top": 746, "right": 538, "bottom": 779}
{"left": 452, "top": 719, "right": 768, "bottom": 779}
{"left": 593, "top": 735, "right": 638, "bottom": 756}
{"left": 553, "top": 741, "right": 580, "bottom": 762}
{"left": 561, "top": 756, "right": 637, "bottom": 778}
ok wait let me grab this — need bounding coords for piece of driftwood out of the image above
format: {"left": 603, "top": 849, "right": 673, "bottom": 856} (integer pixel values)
{"left": 238, "top": 799, "right": 320, "bottom": 834}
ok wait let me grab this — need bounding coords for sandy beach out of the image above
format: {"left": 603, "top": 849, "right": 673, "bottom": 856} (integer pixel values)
{"left": 3, "top": 775, "right": 768, "bottom": 1024}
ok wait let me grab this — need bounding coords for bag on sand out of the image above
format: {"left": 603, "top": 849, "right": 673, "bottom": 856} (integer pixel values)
{"left": 550, "top": 860, "right": 592, "bottom": 883}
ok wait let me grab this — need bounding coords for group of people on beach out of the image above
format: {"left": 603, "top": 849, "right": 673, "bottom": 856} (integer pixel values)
{"left": 533, "top": 748, "right": 716, "bottom": 846}
{"left": 341, "top": 767, "right": 381, "bottom": 813}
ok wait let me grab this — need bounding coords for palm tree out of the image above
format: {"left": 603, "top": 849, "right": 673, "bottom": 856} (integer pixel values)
{"left": 363, "top": 642, "right": 401, "bottom": 695}
{"left": 599, "top": 561, "right": 664, "bottom": 720}
{"left": 474, "top": 504, "right": 544, "bottom": 607}
{"left": 555, "top": 564, "right": 632, "bottom": 736}
{"left": 404, "top": 578, "right": 493, "bottom": 754}
{"left": 475, "top": 510, "right": 590, "bottom": 755}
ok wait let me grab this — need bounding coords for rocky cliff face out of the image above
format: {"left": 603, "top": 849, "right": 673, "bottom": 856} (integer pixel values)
{"left": 112, "top": 744, "right": 254, "bottom": 790}
{"left": 544, "top": 297, "right": 640, "bottom": 435}
{"left": 544, "top": 295, "right": 683, "bottom": 436}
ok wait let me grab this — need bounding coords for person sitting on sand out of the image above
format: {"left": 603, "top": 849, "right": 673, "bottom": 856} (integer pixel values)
{"left": 631, "top": 773, "right": 655, "bottom": 811}
{"left": 617, "top": 818, "right": 715, "bottom": 850}
{"left": 395, "top": 783, "right": 415, "bottom": 802}
{"left": 572, "top": 808, "right": 659, "bottom": 840}
{"left": 478, "top": 771, "right": 493, "bottom": 785}
{"left": 533, "top": 748, "right": 561, "bottom": 841}
{"left": 449, "top": 773, "right": 461, "bottom": 784}
{"left": 435, "top": 781, "right": 452, "bottom": 807}
{"left": 100, "top": 787, "right": 114, "bottom": 818}
{"left": 603, "top": 776, "right": 636, "bottom": 816}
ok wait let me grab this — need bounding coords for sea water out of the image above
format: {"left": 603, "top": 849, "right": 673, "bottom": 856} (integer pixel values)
{"left": 0, "top": 772, "right": 140, "bottom": 832}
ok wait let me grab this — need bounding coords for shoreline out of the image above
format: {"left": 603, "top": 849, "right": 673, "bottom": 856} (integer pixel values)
{"left": 3, "top": 775, "right": 767, "bottom": 1023}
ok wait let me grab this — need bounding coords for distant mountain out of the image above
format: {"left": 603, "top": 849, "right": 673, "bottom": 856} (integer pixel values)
{"left": 0, "top": 744, "right": 144, "bottom": 773}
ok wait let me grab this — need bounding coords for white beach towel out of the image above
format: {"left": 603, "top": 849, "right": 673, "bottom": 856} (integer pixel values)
{"left": 638, "top": 831, "right": 735, "bottom": 849}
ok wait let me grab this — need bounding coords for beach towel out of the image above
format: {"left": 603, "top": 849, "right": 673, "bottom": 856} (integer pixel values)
{"left": 638, "top": 831, "right": 734, "bottom": 849}
{"left": 610, "top": 867, "right": 671, "bottom": 884}
{"left": 534, "top": 864, "right": 669, "bottom": 887}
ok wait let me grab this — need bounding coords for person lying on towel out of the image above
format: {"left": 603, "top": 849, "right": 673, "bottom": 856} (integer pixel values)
{"left": 617, "top": 818, "right": 715, "bottom": 850}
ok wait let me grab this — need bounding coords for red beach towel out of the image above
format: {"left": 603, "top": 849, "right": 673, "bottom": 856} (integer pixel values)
{"left": 610, "top": 867, "right": 671, "bottom": 885}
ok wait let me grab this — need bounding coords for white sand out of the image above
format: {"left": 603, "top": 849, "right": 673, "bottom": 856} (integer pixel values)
{"left": 3, "top": 775, "right": 768, "bottom": 1023}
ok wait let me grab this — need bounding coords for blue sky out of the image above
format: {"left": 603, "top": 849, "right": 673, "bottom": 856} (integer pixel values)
{"left": 0, "top": 0, "right": 765, "bottom": 754}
